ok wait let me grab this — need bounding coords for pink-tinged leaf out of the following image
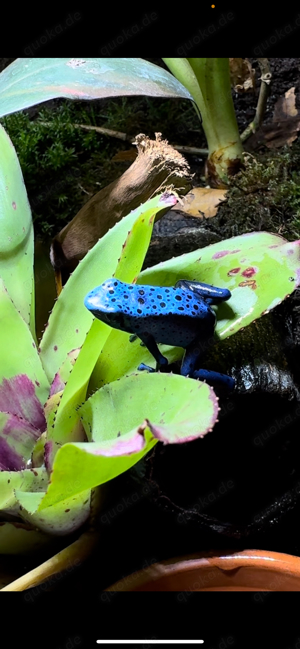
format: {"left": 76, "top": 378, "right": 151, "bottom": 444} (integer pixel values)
{"left": 50, "top": 373, "right": 65, "bottom": 397}
{"left": 44, "top": 440, "right": 54, "bottom": 472}
{"left": 38, "top": 373, "right": 218, "bottom": 510}
{"left": 0, "top": 411, "right": 42, "bottom": 470}
{"left": 88, "top": 427, "right": 147, "bottom": 457}
{"left": 0, "top": 438, "right": 23, "bottom": 471}
{"left": 0, "top": 375, "right": 46, "bottom": 432}
{"left": 49, "top": 348, "right": 81, "bottom": 397}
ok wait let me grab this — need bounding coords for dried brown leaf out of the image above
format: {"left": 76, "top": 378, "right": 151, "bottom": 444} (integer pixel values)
{"left": 229, "top": 58, "right": 255, "bottom": 93}
{"left": 273, "top": 87, "right": 298, "bottom": 121}
{"left": 172, "top": 187, "right": 227, "bottom": 219}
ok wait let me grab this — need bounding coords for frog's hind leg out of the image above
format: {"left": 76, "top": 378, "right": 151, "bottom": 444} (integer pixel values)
{"left": 175, "top": 279, "right": 231, "bottom": 305}
{"left": 181, "top": 338, "right": 235, "bottom": 390}
{"left": 193, "top": 368, "right": 235, "bottom": 390}
{"left": 137, "top": 332, "right": 169, "bottom": 373}
{"left": 181, "top": 339, "right": 206, "bottom": 377}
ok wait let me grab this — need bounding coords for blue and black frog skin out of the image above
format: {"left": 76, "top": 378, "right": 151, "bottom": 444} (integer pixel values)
{"left": 84, "top": 278, "right": 235, "bottom": 390}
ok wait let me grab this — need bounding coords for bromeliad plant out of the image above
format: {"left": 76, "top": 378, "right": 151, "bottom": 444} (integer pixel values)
{"left": 1, "top": 58, "right": 300, "bottom": 561}
{"left": 0, "top": 123, "right": 222, "bottom": 554}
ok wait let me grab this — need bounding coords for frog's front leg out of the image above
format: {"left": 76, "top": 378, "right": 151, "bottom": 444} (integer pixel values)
{"left": 137, "top": 332, "right": 169, "bottom": 373}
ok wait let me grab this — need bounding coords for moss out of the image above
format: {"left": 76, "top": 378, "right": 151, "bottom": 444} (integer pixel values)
{"left": 206, "top": 142, "right": 300, "bottom": 241}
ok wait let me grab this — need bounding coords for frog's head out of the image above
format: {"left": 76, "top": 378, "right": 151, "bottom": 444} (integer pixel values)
{"left": 84, "top": 278, "right": 128, "bottom": 330}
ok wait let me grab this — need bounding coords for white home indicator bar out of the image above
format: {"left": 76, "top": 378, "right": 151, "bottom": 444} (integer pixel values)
{"left": 96, "top": 642, "right": 204, "bottom": 645}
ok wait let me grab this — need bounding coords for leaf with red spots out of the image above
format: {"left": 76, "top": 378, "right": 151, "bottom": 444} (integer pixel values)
{"left": 140, "top": 231, "right": 300, "bottom": 341}
{"left": 93, "top": 231, "right": 300, "bottom": 382}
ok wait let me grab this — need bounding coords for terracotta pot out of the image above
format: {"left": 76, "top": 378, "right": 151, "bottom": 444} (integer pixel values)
{"left": 106, "top": 549, "right": 300, "bottom": 591}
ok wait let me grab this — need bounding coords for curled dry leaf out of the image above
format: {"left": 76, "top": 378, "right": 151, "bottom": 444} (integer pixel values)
{"left": 248, "top": 87, "right": 300, "bottom": 150}
{"left": 229, "top": 58, "right": 255, "bottom": 93}
{"left": 171, "top": 187, "right": 227, "bottom": 219}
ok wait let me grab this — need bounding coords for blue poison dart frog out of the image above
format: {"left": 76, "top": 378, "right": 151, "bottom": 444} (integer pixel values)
{"left": 84, "top": 278, "right": 235, "bottom": 390}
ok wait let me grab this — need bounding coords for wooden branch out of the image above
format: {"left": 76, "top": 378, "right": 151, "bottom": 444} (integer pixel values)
{"left": 72, "top": 123, "right": 209, "bottom": 155}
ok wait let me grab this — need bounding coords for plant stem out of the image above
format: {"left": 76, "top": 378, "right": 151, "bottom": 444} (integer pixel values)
{"left": 240, "top": 58, "right": 272, "bottom": 143}
{"left": 163, "top": 58, "right": 244, "bottom": 187}
{"left": 0, "top": 530, "right": 100, "bottom": 591}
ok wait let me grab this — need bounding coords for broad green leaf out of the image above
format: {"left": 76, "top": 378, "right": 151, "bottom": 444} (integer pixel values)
{"left": 0, "top": 124, "right": 35, "bottom": 334}
{"left": 15, "top": 490, "right": 91, "bottom": 536}
{"left": 45, "top": 193, "right": 177, "bottom": 446}
{"left": 38, "top": 372, "right": 218, "bottom": 509}
{"left": 39, "top": 193, "right": 176, "bottom": 383}
{"left": 0, "top": 279, "right": 50, "bottom": 406}
{"left": 0, "top": 521, "right": 51, "bottom": 554}
{"left": 0, "top": 58, "right": 193, "bottom": 119}
{"left": 163, "top": 58, "right": 203, "bottom": 110}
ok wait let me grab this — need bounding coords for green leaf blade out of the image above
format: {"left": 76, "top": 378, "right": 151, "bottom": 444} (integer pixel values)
{"left": 0, "top": 58, "right": 193, "bottom": 118}
{"left": 0, "top": 280, "right": 50, "bottom": 406}
{"left": 0, "top": 124, "right": 35, "bottom": 333}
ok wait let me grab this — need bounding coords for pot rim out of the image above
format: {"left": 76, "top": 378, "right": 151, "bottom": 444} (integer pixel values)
{"left": 106, "top": 548, "right": 300, "bottom": 591}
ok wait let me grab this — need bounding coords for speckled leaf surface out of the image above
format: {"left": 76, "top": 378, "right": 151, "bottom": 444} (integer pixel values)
{"left": 0, "top": 125, "right": 35, "bottom": 334}
{"left": 45, "top": 193, "right": 177, "bottom": 446}
{"left": 140, "top": 231, "right": 300, "bottom": 338}
{"left": 15, "top": 489, "right": 91, "bottom": 536}
{"left": 0, "top": 467, "right": 47, "bottom": 515}
{"left": 0, "top": 58, "right": 192, "bottom": 118}
{"left": 38, "top": 372, "right": 218, "bottom": 510}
